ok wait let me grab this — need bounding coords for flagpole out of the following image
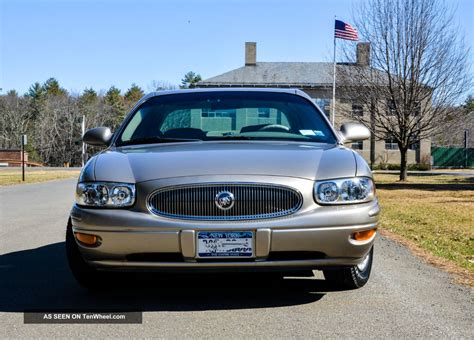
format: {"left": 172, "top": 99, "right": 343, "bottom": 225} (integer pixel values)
{"left": 332, "top": 17, "right": 337, "bottom": 127}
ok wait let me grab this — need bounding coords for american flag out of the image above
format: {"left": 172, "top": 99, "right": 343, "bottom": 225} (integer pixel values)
{"left": 334, "top": 20, "right": 358, "bottom": 41}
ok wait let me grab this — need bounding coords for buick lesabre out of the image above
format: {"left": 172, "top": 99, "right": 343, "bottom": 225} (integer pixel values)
{"left": 67, "top": 88, "right": 379, "bottom": 290}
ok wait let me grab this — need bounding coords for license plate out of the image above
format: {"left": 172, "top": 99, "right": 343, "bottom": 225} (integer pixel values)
{"left": 197, "top": 231, "right": 254, "bottom": 258}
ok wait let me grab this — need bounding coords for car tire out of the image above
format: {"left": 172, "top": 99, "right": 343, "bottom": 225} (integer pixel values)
{"left": 66, "top": 218, "right": 107, "bottom": 290}
{"left": 323, "top": 246, "right": 374, "bottom": 290}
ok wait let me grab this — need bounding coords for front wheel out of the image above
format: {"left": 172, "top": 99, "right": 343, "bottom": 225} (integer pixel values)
{"left": 323, "top": 246, "right": 374, "bottom": 290}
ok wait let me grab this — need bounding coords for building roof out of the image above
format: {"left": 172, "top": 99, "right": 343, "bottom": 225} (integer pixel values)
{"left": 198, "top": 62, "right": 363, "bottom": 88}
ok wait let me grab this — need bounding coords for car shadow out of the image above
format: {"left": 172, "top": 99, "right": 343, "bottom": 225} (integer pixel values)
{"left": 0, "top": 243, "right": 335, "bottom": 313}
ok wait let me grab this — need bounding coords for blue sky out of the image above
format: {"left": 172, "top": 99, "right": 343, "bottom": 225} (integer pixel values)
{"left": 1, "top": 0, "right": 473, "bottom": 95}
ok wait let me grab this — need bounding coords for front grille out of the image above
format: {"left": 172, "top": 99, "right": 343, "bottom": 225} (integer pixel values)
{"left": 147, "top": 183, "right": 302, "bottom": 221}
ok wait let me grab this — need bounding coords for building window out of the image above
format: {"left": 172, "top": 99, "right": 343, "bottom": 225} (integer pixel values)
{"left": 313, "top": 98, "right": 331, "bottom": 119}
{"left": 385, "top": 137, "right": 398, "bottom": 150}
{"left": 352, "top": 141, "right": 363, "bottom": 150}
{"left": 408, "top": 142, "right": 419, "bottom": 150}
{"left": 387, "top": 99, "right": 397, "bottom": 116}
{"left": 412, "top": 101, "right": 421, "bottom": 116}
{"left": 409, "top": 136, "right": 419, "bottom": 150}
{"left": 352, "top": 104, "right": 364, "bottom": 117}
{"left": 258, "top": 107, "right": 270, "bottom": 118}
{"left": 201, "top": 109, "right": 236, "bottom": 118}
{"left": 201, "top": 108, "right": 214, "bottom": 117}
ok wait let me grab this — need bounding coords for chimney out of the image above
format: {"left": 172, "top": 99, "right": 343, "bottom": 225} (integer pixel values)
{"left": 356, "top": 42, "right": 370, "bottom": 66}
{"left": 245, "top": 42, "right": 256, "bottom": 66}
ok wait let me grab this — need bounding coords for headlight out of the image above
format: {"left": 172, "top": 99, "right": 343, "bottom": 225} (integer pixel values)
{"left": 76, "top": 182, "right": 136, "bottom": 207}
{"left": 314, "top": 177, "right": 375, "bottom": 204}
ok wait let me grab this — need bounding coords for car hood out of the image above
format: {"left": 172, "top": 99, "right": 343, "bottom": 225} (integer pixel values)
{"left": 87, "top": 141, "right": 358, "bottom": 183}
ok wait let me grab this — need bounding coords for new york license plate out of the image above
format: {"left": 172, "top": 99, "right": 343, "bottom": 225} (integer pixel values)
{"left": 197, "top": 231, "right": 254, "bottom": 258}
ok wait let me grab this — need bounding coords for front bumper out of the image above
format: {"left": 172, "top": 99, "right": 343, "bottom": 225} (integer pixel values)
{"left": 71, "top": 206, "right": 379, "bottom": 272}
{"left": 71, "top": 175, "right": 379, "bottom": 271}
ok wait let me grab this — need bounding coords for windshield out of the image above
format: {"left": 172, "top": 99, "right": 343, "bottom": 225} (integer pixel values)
{"left": 116, "top": 91, "right": 337, "bottom": 146}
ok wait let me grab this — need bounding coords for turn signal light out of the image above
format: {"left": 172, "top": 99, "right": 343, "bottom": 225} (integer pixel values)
{"left": 352, "top": 229, "right": 376, "bottom": 241}
{"left": 75, "top": 232, "right": 100, "bottom": 246}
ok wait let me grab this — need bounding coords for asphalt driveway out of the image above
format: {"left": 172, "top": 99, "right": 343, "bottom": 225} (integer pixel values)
{"left": 0, "top": 179, "right": 472, "bottom": 338}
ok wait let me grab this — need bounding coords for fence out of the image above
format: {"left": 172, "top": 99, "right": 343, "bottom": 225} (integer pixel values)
{"left": 431, "top": 146, "right": 474, "bottom": 168}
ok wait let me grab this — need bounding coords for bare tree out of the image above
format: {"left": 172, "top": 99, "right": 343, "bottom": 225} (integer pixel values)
{"left": 340, "top": 0, "right": 471, "bottom": 180}
{"left": 0, "top": 91, "right": 32, "bottom": 149}
{"left": 431, "top": 96, "right": 474, "bottom": 147}
{"left": 148, "top": 80, "right": 177, "bottom": 92}
{"left": 34, "top": 95, "right": 82, "bottom": 166}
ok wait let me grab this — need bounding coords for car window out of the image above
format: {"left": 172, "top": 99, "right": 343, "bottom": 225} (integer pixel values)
{"left": 121, "top": 109, "right": 144, "bottom": 141}
{"left": 159, "top": 107, "right": 291, "bottom": 134}
{"left": 116, "top": 91, "right": 336, "bottom": 145}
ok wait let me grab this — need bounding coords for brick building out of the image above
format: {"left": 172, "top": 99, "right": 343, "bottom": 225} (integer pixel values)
{"left": 0, "top": 149, "right": 28, "bottom": 167}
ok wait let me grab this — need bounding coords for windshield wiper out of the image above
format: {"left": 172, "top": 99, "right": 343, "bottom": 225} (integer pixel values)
{"left": 116, "top": 136, "right": 201, "bottom": 146}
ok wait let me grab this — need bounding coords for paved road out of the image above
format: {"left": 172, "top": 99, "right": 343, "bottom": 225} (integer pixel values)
{"left": 0, "top": 179, "right": 472, "bottom": 338}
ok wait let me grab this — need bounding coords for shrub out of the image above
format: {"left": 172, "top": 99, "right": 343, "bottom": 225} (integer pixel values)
{"left": 372, "top": 163, "right": 430, "bottom": 171}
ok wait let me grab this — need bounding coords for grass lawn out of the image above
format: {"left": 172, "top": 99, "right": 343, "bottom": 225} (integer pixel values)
{"left": 374, "top": 174, "right": 474, "bottom": 279}
{"left": 0, "top": 169, "right": 80, "bottom": 186}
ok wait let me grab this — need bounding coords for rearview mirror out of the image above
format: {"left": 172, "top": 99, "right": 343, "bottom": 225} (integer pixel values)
{"left": 340, "top": 123, "right": 370, "bottom": 142}
{"left": 83, "top": 127, "right": 113, "bottom": 146}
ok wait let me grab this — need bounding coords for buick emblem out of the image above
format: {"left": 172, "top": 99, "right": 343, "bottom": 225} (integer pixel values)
{"left": 215, "top": 191, "right": 235, "bottom": 210}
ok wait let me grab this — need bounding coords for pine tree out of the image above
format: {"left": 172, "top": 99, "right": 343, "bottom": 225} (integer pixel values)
{"left": 43, "top": 78, "right": 68, "bottom": 96}
{"left": 78, "top": 88, "right": 99, "bottom": 120}
{"left": 104, "top": 86, "right": 125, "bottom": 126}
{"left": 27, "top": 82, "right": 45, "bottom": 100}
{"left": 26, "top": 82, "right": 46, "bottom": 119}
{"left": 180, "top": 71, "right": 202, "bottom": 89}
{"left": 124, "top": 83, "right": 145, "bottom": 103}
{"left": 81, "top": 88, "right": 98, "bottom": 103}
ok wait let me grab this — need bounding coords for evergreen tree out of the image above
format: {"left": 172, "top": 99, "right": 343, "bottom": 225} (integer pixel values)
{"left": 81, "top": 88, "right": 98, "bottom": 103}
{"left": 26, "top": 82, "right": 46, "bottom": 119}
{"left": 43, "top": 78, "right": 68, "bottom": 96}
{"left": 180, "top": 71, "right": 202, "bottom": 89}
{"left": 78, "top": 88, "right": 99, "bottom": 119}
{"left": 27, "top": 82, "right": 45, "bottom": 100}
{"left": 104, "top": 86, "right": 125, "bottom": 126}
{"left": 105, "top": 86, "right": 122, "bottom": 105}
{"left": 124, "top": 83, "right": 145, "bottom": 103}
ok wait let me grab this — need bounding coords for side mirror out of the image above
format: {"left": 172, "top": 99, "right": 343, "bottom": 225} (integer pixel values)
{"left": 340, "top": 123, "right": 370, "bottom": 142}
{"left": 83, "top": 127, "right": 113, "bottom": 146}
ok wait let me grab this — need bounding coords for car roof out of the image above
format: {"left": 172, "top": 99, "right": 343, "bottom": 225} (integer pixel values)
{"left": 139, "top": 87, "right": 313, "bottom": 103}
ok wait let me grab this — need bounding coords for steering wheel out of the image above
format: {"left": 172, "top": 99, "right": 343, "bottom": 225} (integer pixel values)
{"left": 258, "top": 124, "right": 291, "bottom": 132}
